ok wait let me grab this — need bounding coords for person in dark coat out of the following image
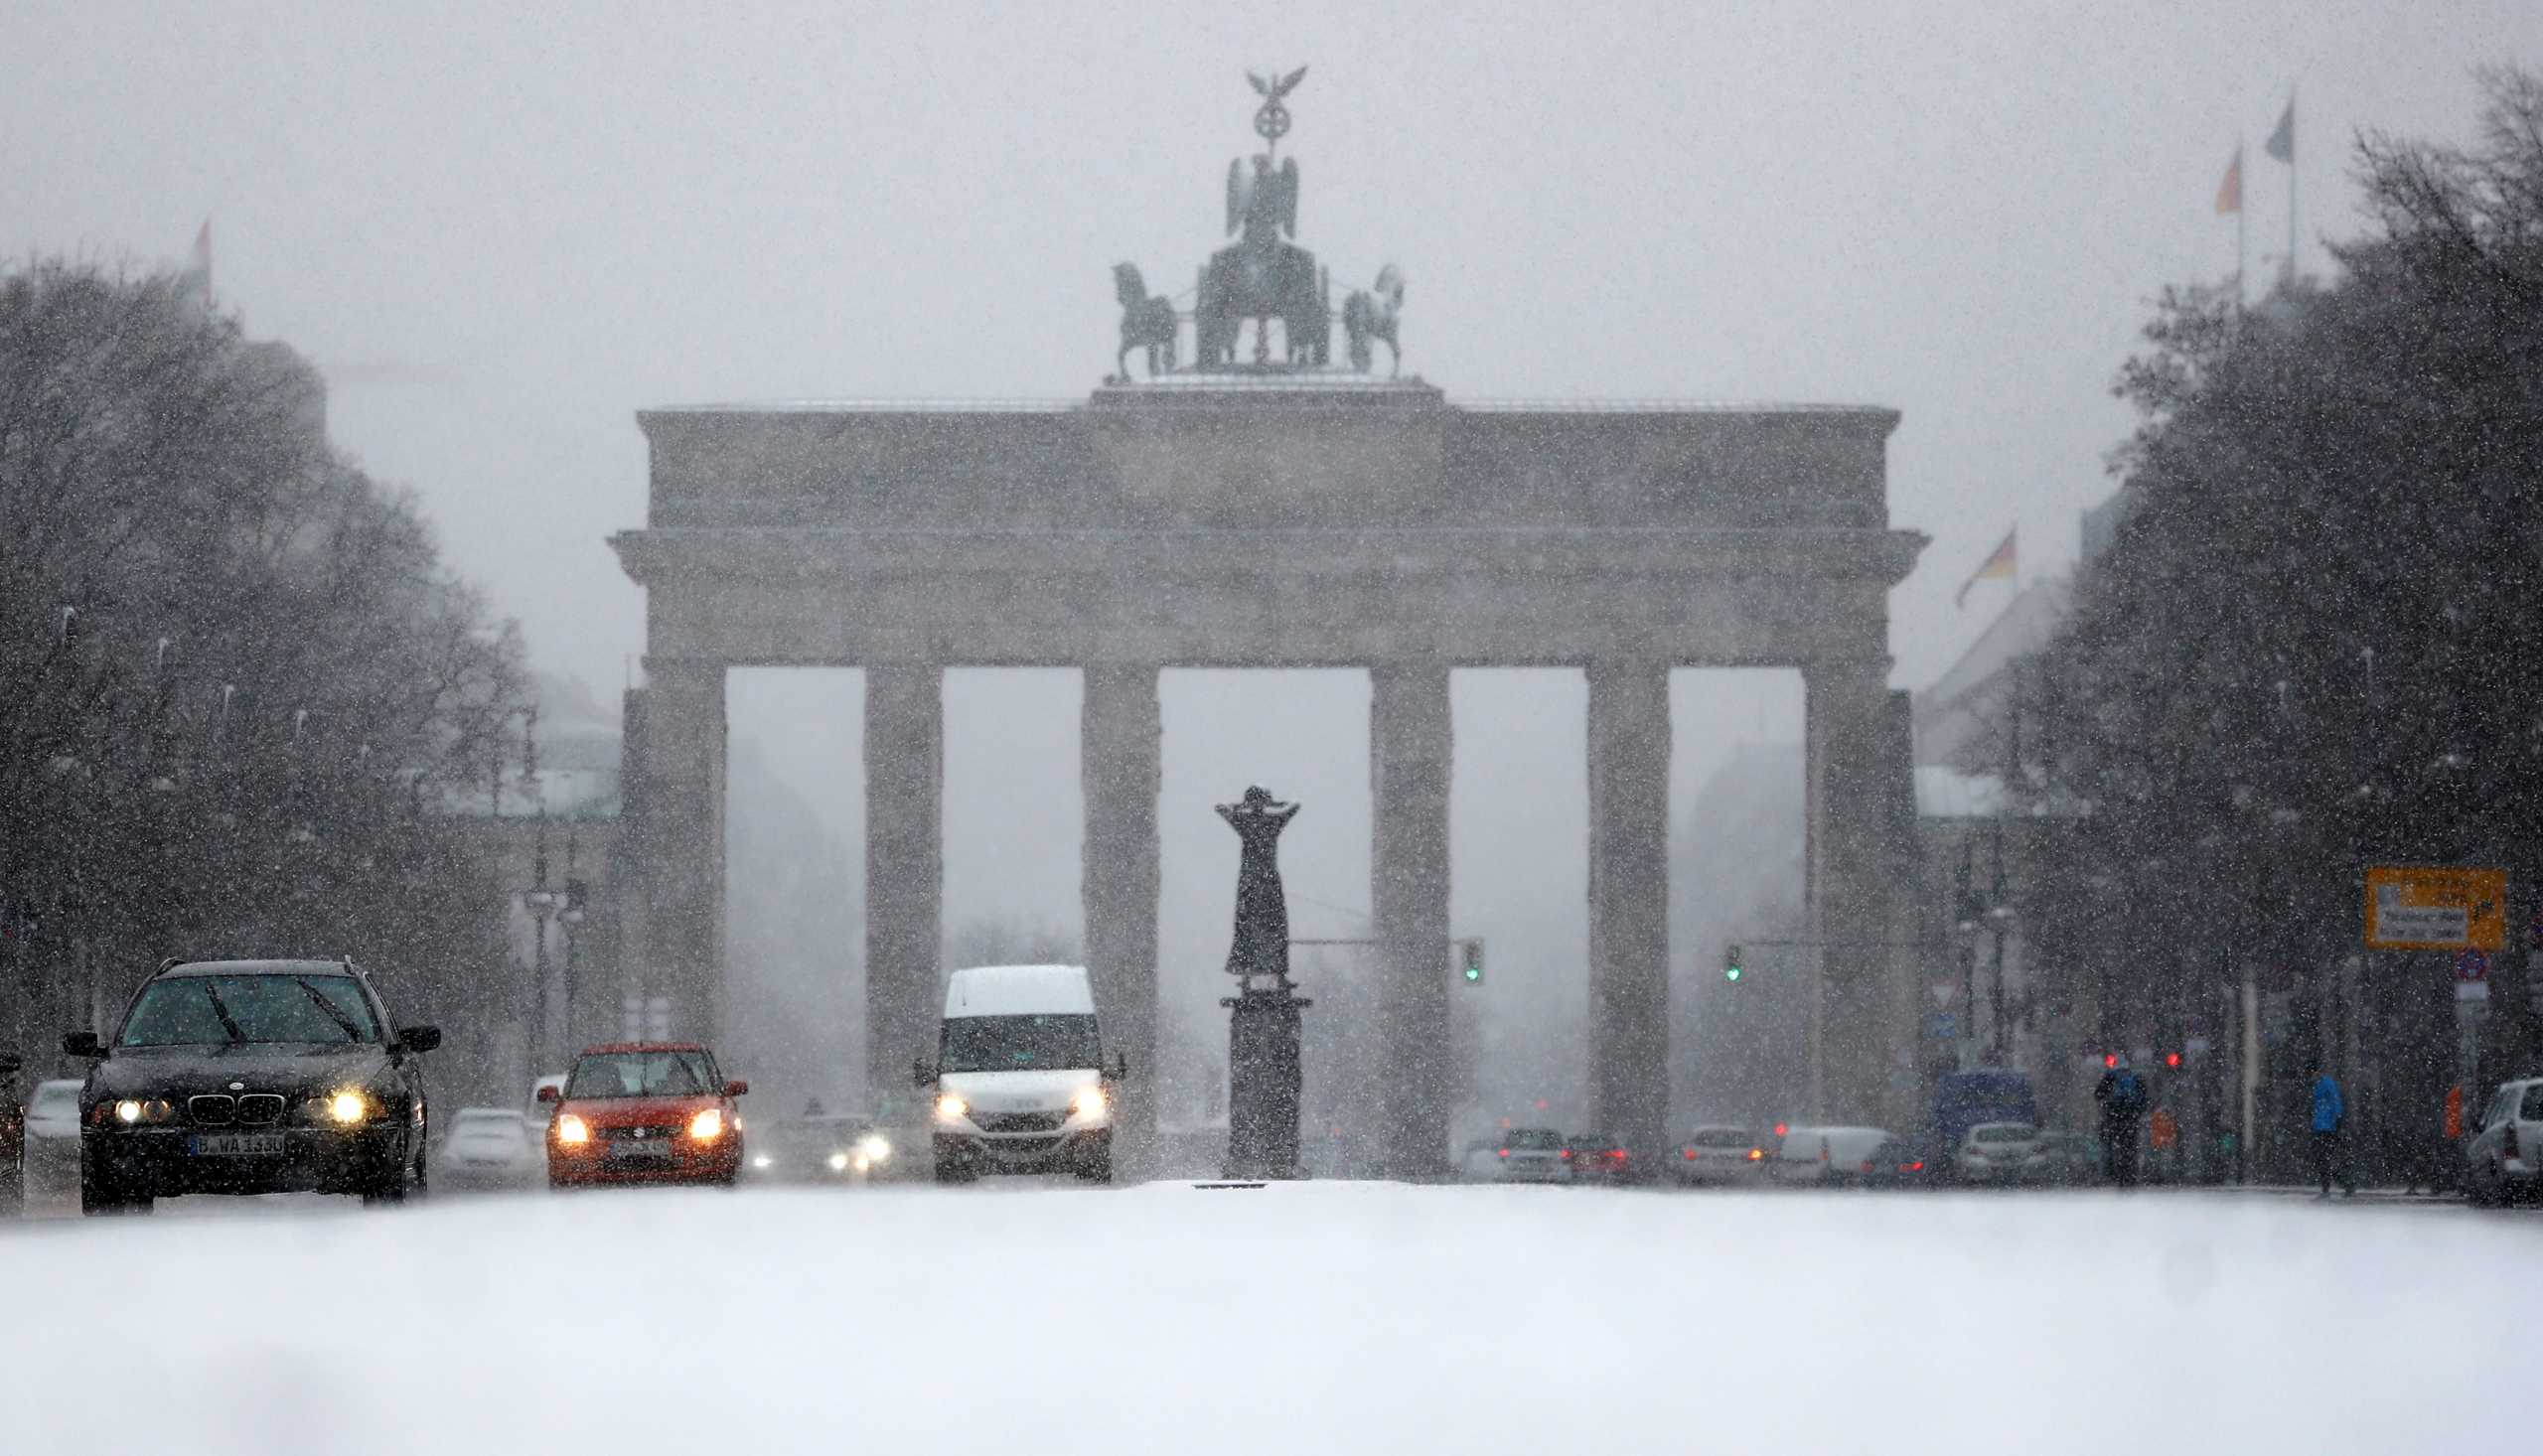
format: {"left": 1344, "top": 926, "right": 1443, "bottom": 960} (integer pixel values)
{"left": 2093, "top": 1059, "right": 2149, "bottom": 1187}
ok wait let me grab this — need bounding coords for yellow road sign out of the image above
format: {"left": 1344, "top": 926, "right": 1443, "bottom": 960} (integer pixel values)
{"left": 2364, "top": 866, "right": 2506, "bottom": 951}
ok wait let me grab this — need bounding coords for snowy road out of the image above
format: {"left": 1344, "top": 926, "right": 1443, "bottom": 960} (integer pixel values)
{"left": 4, "top": 1181, "right": 2530, "bottom": 1455}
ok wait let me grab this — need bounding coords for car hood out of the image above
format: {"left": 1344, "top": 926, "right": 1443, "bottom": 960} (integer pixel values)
{"left": 89, "top": 1043, "right": 397, "bottom": 1100}
{"left": 940, "top": 1068, "right": 1098, "bottom": 1113}
{"left": 557, "top": 1094, "right": 718, "bottom": 1128}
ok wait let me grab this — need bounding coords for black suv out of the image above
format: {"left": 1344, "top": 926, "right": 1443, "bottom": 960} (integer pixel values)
{"left": 67, "top": 957, "right": 440, "bottom": 1215}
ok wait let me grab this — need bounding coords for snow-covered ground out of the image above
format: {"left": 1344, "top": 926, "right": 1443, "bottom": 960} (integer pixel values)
{"left": 3, "top": 1182, "right": 2527, "bottom": 1454}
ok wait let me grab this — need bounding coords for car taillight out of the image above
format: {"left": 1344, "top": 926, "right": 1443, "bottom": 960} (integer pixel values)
{"left": 1607, "top": 1149, "right": 1628, "bottom": 1162}
{"left": 1682, "top": 1148, "right": 1698, "bottom": 1160}
{"left": 1861, "top": 1160, "right": 1875, "bottom": 1174}
{"left": 1497, "top": 1147, "right": 1510, "bottom": 1158}
{"left": 1559, "top": 1148, "right": 1572, "bottom": 1160}
{"left": 1746, "top": 1147, "right": 1763, "bottom": 1161}
{"left": 1904, "top": 1161, "right": 1925, "bottom": 1173}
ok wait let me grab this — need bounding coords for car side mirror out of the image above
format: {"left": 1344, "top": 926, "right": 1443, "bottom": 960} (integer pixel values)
{"left": 725, "top": 1080, "right": 749, "bottom": 1097}
{"left": 912, "top": 1058, "right": 936, "bottom": 1089}
{"left": 535, "top": 1085, "right": 562, "bottom": 1103}
{"left": 396, "top": 1025, "right": 443, "bottom": 1053}
{"left": 63, "top": 1031, "right": 105, "bottom": 1060}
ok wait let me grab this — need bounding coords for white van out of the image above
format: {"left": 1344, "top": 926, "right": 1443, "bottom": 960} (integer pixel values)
{"left": 916, "top": 964, "right": 1123, "bottom": 1184}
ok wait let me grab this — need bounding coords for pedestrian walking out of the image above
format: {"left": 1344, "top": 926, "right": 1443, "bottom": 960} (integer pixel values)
{"left": 2093, "top": 1058, "right": 2148, "bottom": 1187}
{"left": 2310, "top": 1063, "right": 2355, "bottom": 1199}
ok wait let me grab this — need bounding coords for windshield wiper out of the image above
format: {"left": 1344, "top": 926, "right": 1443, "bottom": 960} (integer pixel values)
{"left": 202, "top": 985, "right": 246, "bottom": 1044}
{"left": 292, "top": 979, "right": 367, "bottom": 1042}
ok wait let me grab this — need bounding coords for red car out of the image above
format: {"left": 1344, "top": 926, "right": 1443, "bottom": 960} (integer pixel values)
{"left": 542, "top": 1043, "right": 747, "bottom": 1189}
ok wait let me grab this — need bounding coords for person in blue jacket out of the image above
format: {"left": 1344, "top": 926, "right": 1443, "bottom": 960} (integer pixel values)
{"left": 2310, "top": 1063, "right": 2355, "bottom": 1199}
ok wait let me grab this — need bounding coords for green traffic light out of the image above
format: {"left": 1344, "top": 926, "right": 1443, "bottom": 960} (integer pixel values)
{"left": 1462, "top": 965, "right": 1481, "bottom": 983}
{"left": 1724, "top": 965, "right": 1742, "bottom": 982}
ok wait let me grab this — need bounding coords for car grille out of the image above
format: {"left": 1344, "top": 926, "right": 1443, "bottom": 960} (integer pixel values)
{"left": 973, "top": 1111, "right": 1066, "bottom": 1134}
{"left": 236, "top": 1093, "right": 285, "bottom": 1125}
{"left": 189, "top": 1094, "right": 235, "bottom": 1125}
{"left": 601, "top": 1123, "right": 681, "bottom": 1141}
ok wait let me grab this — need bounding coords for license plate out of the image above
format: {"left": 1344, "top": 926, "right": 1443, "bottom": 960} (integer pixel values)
{"left": 192, "top": 1132, "right": 285, "bottom": 1157}
{"left": 609, "top": 1142, "right": 673, "bottom": 1163}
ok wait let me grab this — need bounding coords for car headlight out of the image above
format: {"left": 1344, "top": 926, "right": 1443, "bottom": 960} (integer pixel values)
{"left": 752, "top": 1154, "right": 774, "bottom": 1170}
{"left": 1070, "top": 1086, "right": 1108, "bottom": 1119}
{"left": 935, "top": 1093, "right": 969, "bottom": 1123}
{"left": 554, "top": 1113, "right": 590, "bottom": 1145}
{"left": 688, "top": 1107, "right": 724, "bottom": 1141}
{"left": 115, "top": 1098, "right": 144, "bottom": 1125}
{"left": 827, "top": 1151, "right": 850, "bottom": 1172}
{"left": 327, "top": 1090, "right": 372, "bottom": 1125}
{"left": 856, "top": 1133, "right": 891, "bottom": 1162}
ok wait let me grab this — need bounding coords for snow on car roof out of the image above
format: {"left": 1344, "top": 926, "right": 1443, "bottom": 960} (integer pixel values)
{"left": 943, "top": 963, "right": 1095, "bottom": 1018}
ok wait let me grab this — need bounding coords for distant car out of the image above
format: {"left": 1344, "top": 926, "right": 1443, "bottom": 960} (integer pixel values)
{"left": 1853, "top": 1136, "right": 1933, "bottom": 1190}
{"left": 1772, "top": 1126, "right": 1895, "bottom": 1188}
{"left": 1956, "top": 1122, "right": 2043, "bottom": 1186}
{"left": 1565, "top": 1131, "right": 1634, "bottom": 1186}
{"left": 2465, "top": 1077, "right": 2543, "bottom": 1207}
{"left": 1459, "top": 1136, "right": 1507, "bottom": 1183}
{"left": 1671, "top": 1125, "right": 1768, "bottom": 1188}
{"left": 756, "top": 1111, "right": 901, "bottom": 1184}
{"left": 2024, "top": 1130, "right": 2101, "bottom": 1187}
{"left": 544, "top": 1042, "right": 747, "bottom": 1189}
{"left": 437, "top": 1107, "right": 541, "bottom": 1191}
{"left": 69, "top": 957, "right": 439, "bottom": 1215}
{"left": 23, "top": 1078, "right": 85, "bottom": 1203}
{"left": 1494, "top": 1127, "right": 1571, "bottom": 1184}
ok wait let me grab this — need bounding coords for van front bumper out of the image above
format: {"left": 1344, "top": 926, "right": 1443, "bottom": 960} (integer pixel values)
{"left": 936, "top": 1126, "right": 1110, "bottom": 1176}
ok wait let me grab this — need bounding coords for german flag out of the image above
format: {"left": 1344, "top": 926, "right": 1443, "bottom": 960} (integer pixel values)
{"left": 1955, "top": 528, "right": 2017, "bottom": 607}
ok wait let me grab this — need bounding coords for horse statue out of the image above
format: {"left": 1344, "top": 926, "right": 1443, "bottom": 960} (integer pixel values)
{"left": 1342, "top": 264, "right": 1405, "bottom": 376}
{"left": 1113, "top": 263, "right": 1177, "bottom": 379}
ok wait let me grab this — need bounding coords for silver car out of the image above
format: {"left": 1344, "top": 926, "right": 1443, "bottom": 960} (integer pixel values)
{"left": 1955, "top": 1122, "right": 2042, "bottom": 1186}
{"left": 2465, "top": 1078, "right": 2543, "bottom": 1206}
{"left": 23, "top": 1079, "right": 83, "bottom": 1207}
{"left": 1493, "top": 1127, "right": 1571, "bottom": 1184}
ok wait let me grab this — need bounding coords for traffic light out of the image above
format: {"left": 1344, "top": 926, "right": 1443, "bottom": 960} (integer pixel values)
{"left": 2162, "top": 1050, "right": 2183, "bottom": 1070}
{"left": 1723, "top": 944, "right": 1744, "bottom": 982}
{"left": 1459, "top": 939, "right": 1483, "bottom": 985}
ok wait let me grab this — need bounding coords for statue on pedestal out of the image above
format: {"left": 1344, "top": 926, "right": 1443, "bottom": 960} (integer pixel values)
{"left": 1217, "top": 786, "right": 1310, "bottom": 1179}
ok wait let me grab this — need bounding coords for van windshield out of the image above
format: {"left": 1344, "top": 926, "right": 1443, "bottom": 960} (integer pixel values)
{"left": 940, "top": 1014, "right": 1101, "bottom": 1074}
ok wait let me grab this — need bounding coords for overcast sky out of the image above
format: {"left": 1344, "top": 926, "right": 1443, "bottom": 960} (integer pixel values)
{"left": 8, "top": 2, "right": 2533, "bottom": 1109}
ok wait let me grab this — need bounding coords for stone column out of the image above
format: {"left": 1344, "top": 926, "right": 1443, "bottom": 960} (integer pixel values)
{"left": 1804, "top": 660, "right": 1914, "bottom": 1124}
{"left": 1081, "top": 663, "right": 1161, "bottom": 1172}
{"left": 1587, "top": 662, "right": 1671, "bottom": 1158}
{"left": 634, "top": 658, "right": 727, "bottom": 1050}
{"left": 1370, "top": 660, "right": 1452, "bottom": 1179}
{"left": 865, "top": 664, "right": 943, "bottom": 1107}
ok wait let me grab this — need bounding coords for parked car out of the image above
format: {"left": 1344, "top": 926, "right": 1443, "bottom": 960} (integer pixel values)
{"left": 23, "top": 1078, "right": 85, "bottom": 1204}
{"left": 2024, "top": 1130, "right": 2101, "bottom": 1187}
{"left": 436, "top": 1107, "right": 541, "bottom": 1191}
{"left": 2464, "top": 1076, "right": 2543, "bottom": 1207}
{"left": 1564, "top": 1131, "right": 1634, "bottom": 1186}
{"left": 1956, "top": 1122, "right": 2043, "bottom": 1186}
{"left": 544, "top": 1042, "right": 748, "bottom": 1189}
{"left": 1671, "top": 1125, "right": 1768, "bottom": 1188}
{"left": 1459, "top": 1135, "right": 1507, "bottom": 1183}
{"left": 1933, "top": 1071, "right": 2038, "bottom": 1182}
{"left": 1772, "top": 1126, "right": 1895, "bottom": 1188}
{"left": 67, "top": 957, "right": 439, "bottom": 1214}
{"left": 1494, "top": 1127, "right": 1571, "bottom": 1184}
{"left": 1854, "top": 1136, "right": 1933, "bottom": 1190}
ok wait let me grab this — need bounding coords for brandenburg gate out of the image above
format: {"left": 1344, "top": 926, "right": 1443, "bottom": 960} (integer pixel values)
{"left": 610, "top": 73, "right": 1925, "bottom": 1177}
